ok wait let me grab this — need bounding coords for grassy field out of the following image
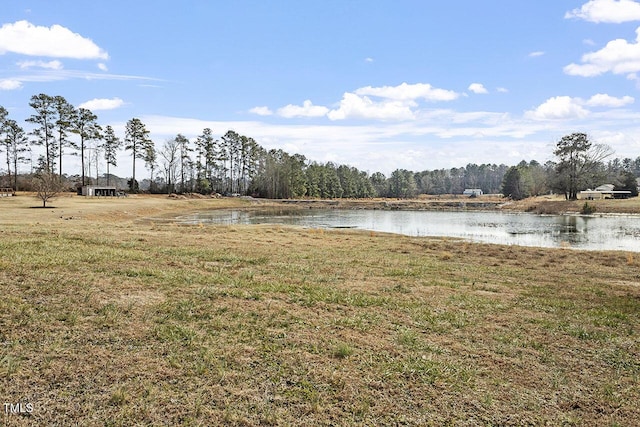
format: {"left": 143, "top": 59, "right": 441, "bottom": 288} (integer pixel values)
{"left": 1, "top": 194, "right": 639, "bottom": 425}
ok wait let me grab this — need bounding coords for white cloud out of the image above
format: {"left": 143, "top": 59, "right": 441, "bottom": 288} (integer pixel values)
{"left": 97, "top": 63, "right": 108, "bottom": 71}
{"left": 324, "top": 82, "right": 461, "bottom": 121}
{"left": 253, "top": 82, "right": 460, "bottom": 122}
{"left": 249, "top": 106, "right": 273, "bottom": 116}
{"left": 1, "top": 70, "right": 161, "bottom": 87}
{"left": 564, "top": 27, "right": 640, "bottom": 77}
{"left": 0, "top": 20, "right": 108, "bottom": 59}
{"left": 354, "top": 82, "right": 459, "bottom": 102}
{"left": 565, "top": 0, "right": 640, "bottom": 23}
{"left": 365, "top": 57, "right": 374, "bottom": 63}
{"left": 525, "top": 93, "right": 634, "bottom": 121}
{"left": 327, "top": 93, "right": 415, "bottom": 121}
{"left": 528, "top": 51, "right": 545, "bottom": 57}
{"left": 497, "top": 87, "right": 509, "bottom": 93}
{"left": 468, "top": 83, "right": 488, "bottom": 94}
{"left": 17, "top": 59, "right": 63, "bottom": 70}
{"left": 78, "top": 97, "right": 124, "bottom": 111}
{"left": 277, "top": 100, "right": 329, "bottom": 118}
{"left": 586, "top": 93, "right": 634, "bottom": 107}
{"left": 525, "top": 96, "right": 590, "bottom": 120}
{"left": 0, "top": 79, "right": 22, "bottom": 90}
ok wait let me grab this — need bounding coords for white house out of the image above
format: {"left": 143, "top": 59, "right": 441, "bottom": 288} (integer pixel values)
{"left": 578, "top": 184, "right": 631, "bottom": 200}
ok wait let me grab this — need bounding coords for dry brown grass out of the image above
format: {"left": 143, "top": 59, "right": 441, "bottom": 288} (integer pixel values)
{"left": 504, "top": 194, "right": 640, "bottom": 215}
{"left": 1, "top": 194, "right": 639, "bottom": 425}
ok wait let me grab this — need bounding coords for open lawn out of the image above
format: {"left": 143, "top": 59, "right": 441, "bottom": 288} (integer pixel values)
{"left": 1, "top": 194, "right": 639, "bottom": 425}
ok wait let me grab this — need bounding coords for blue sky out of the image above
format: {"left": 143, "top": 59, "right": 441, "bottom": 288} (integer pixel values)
{"left": 2, "top": 0, "right": 640, "bottom": 177}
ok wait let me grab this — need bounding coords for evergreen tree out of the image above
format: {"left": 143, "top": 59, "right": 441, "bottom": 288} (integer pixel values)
{"left": 501, "top": 166, "right": 527, "bottom": 200}
{"left": 143, "top": 142, "right": 157, "bottom": 192}
{"left": 616, "top": 171, "right": 639, "bottom": 197}
{"left": 54, "top": 96, "right": 77, "bottom": 179}
{"left": 125, "top": 118, "right": 152, "bottom": 192}
{"left": 174, "top": 134, "right": 191, "bottom": 193}
{"left": 195, "top": 128, "right": 215, "bottom": 191}
{"left": 73, "top": 108, "right": 102, "bottom": 186}
{"left": 26, "top": 94, "right": 57, "bottom": 174}
{"left": 103, "top": 126, "right": 122, "bottom": 186}
{"left": 3, "top": 119, "right": 29, "bottom": 190}
{"left": 553, "top": 133, "right": 612, "bottom": 200}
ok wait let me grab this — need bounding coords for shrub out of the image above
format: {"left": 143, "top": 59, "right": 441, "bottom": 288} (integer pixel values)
{"left": 581, "top": 202, "right": 596, "bottom": 215}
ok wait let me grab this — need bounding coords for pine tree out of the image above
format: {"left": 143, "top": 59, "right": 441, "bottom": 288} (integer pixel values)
{"left": 125, "top": 118, "right": 152, "bottom": 193}
{"left": 26, "top": 94, "right": 57, "bottom": 174}
{"left": 73, "top": 108, "right": 102, "bottom": 186}
{"left": 102, "top": 126, "right": 122, "bottom": 186}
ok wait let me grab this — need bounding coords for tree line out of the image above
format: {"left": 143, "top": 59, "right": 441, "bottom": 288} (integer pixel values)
{"left": 502, "top": 133, "right": 639, "bottom": 200}
{"left": 1, "top": 95, "right": 639, "bottom": 200}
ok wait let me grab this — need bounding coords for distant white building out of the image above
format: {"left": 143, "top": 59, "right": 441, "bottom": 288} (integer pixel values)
{"left": 578, "top": 184, "right": 631, "bottom": 200}
{"left": 81, "top": 186, "right": 117, "bottom": 197}
{"left": 0, "top": 187, "right": 15, "bottom": 197}
{"left": 463, "top": 188, "right": 483, "bottom": 196}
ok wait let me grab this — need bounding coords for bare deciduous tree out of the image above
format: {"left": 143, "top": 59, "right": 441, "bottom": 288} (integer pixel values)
{"left": 33, "top": 172, "right": 63, "bottom": 207}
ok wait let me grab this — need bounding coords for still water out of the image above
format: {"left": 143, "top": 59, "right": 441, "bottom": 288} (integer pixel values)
{"left": 176, "top": 209, "right": 640, "bottom": 251}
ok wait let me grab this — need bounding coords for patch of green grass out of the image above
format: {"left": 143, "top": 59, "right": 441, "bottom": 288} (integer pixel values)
{"left": 332, "top": 342, "right": 354, "bottom": 359}
{"left": 0, "top": 354, "right": 22, "bottom": 377}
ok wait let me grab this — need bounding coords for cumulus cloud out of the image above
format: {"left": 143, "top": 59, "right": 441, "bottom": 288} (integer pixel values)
{"left": 564, "top": 27, "right": 640, "bottom": 77}
{"left": 526, "top": 96, "right": 590, "bottom": 120}
{"left": 277, "top": 100, "right": 329, "bottom": 118}
{"left": 468, "top": 83, "right": 488, "bottom": 94}
{"left": 365, "top": 57, "right": 374, "bottom": 63}
{"left": 526, "top": 93, "right": 633, "bottom": 120}
{"left": 78, "top": 97, "right": 124, "bottom": 111}
{"left": 497, "top": 87, "right": 509, "bottom": 93}
{"left": 565, "top": 0, "right": 640, "bottom": 23}
{"left": 327, "top": 93, "right": 415, "bottom": 121}
{"left": 528, "top": 51, "right": 545, "bottom": 57}
{"left": 249, "top": 106, "right": 273, "bottom": 116}
{"left": 0, "top": 20, "right": 108, "bottom": 59}
{"left": 586, "top": 93, "right": 634, "bottom": 107}
{"left": 354, "top": 82, "right": 459, "bottom": 102}
{"left": 253, "top": 82, "right": 461, "bottom": 122}
{"left": 322, "top": 82, "right": 460, "bottom": 121}
{"left": 97, "top": 63, "right": 108, "bottom": 71}
{"left": 0, "top": 79, "right": 22, "bottom": 90}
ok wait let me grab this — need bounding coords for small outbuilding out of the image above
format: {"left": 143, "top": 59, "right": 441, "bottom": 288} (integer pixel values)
{"left": 463, "top": 188, "right": 483, "bottom": 196}
{"left": 0, "top": 187, "right": 15, "bottom": 197}
{"left": 81, "top": 186, "right": 117, "bottom": 197}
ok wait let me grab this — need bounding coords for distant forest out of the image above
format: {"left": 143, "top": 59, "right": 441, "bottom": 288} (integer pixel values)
{"left": 2, "top": 94, "right": 640, "bottom": 199}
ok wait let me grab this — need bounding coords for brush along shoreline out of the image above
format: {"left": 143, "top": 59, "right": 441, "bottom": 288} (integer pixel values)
{"left": 168, "top": 192, "right": 640, "bottom": 215}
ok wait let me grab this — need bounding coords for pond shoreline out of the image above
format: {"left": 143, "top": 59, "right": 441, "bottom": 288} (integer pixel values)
{"left": 176, "top": 207, "right": 640, "bottom": 252}
{"left": 245, "top": 195, "right": 640, "bottom": 215}
{"left": 275, "top": 198, "right": 503, "bottom": 211}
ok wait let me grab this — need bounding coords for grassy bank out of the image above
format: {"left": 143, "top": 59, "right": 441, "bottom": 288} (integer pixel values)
{"left": 499, "top": 194, "right": 640, "bottom": 215}
{"left": 1, "top": 194, "right": 639, "bottom": 425}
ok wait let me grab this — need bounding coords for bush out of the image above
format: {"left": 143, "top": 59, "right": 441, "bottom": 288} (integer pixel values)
{"left": 581, "top": 202, "right": 596, "bottom": 215}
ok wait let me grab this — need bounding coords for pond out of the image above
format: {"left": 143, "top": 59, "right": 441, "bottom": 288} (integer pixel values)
{"left": 176, "top": 209, "right": 640, "bottom": 251}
